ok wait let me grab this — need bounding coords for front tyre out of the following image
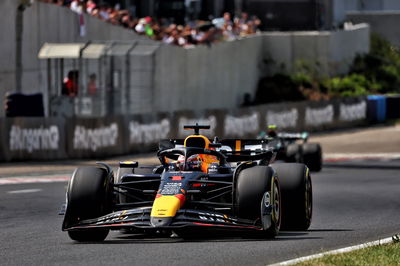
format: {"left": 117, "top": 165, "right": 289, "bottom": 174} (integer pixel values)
{"left": 68, "top": 230, "right": 109, "bottom": 242}
{"left": 62, "top": 167, "right": 112, "bottom": 242}
{"left": 235, "top": 166, "right": 281, "bottom": 238}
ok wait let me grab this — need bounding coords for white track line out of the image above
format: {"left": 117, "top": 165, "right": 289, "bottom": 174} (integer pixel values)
{"left": 8, "top": 189, "right": 43, "bottom": 194}
{"left": 269, "top": 236, "right": 394, "bottom": 266}
{"left": 0, "top": 176, "right": 70, "bottom": 185}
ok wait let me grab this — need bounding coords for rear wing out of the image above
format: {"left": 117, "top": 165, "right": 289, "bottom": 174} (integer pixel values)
{"left": 218, "top": 139, "right": 269, "bottom": 153}
{"left": 158, "top": 139, "right": 270, "bottom": 153}
{"left": 159, "top": 138, "right": 273, "bottom": 162}
{"left": 159, "top": 139, "right": 270, "bottom": 152}
{"left": 218, "top": 139, "right": 273, "bottom": 162}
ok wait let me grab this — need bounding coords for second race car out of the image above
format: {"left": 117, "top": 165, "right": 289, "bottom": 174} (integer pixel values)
{"left": 259, "top": 125, "right": 323, "bottom": 172}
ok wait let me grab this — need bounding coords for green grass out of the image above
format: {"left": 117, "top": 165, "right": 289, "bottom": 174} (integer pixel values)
{"left": 296, "top": 242, "right": 400, "bottom": 266}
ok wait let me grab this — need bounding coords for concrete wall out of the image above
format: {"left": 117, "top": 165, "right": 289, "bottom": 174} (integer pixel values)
{"left": 263, "top": 23, "right": 370, "bottom": 76}
{"left": 0, "top": 0, "right": 18, "bottom": 117}
{"left": 0, "top": 1, "right": 145, "bottom": 117}
{"left": 329, "top": 23, "right": 370, "bottom": 74}
{"left": 347, "top": 11, "right": 400, "bottom": 46}
{"left": 0, "top": 1, "right": 370, "bottom": 118}
{"left": 154, "top": 36, "right": 263, "bottom": 112}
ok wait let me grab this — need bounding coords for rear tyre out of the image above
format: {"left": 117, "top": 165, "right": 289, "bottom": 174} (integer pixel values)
{"left": 235, "top": 166, "right": 281, "bottom": 238}
{"left": 286, "top": 144, "right": 302, "bottom": 163}
{"left": 271, "top": 163, "right": 312, "bottom": 230}
{"left": 302, "top": 143, "right": 322, "bottom": 172}
{"left": 63, "top": 167, "right": 112, "bottom": 242}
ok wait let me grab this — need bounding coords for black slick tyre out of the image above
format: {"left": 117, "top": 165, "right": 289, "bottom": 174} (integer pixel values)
{"left": 286, "top": 144, "right": 302, "bottom": 163}
{"left": 63, "top": 167, "right": 112, "bottom": 242}
{"left": 302, "top": 143, "right": 322, "bottom": 172}
{"left": 235, "top": 166, "right": 281, "bottom": 238}
{"left": 271, "top": 163, "right": 312, "bottom": 231}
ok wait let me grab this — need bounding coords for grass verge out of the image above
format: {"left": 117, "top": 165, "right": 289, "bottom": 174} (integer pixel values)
{"left": 296, "top": 241, "right": 400, "bottom": 265}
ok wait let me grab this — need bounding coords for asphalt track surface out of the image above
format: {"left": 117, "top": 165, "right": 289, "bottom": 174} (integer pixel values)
{"left": 0, "top": 159, "right": 399, "bottom": 266}
{"left": 1, "top": 124, "right": 400, "bottom": 265}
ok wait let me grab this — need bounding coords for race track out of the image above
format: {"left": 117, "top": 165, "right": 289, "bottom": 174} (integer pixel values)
{"left": 1, "top": 160, "right": 399, "bottom": 266}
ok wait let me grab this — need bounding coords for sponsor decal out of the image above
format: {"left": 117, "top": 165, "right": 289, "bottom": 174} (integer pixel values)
{"left": 198, "top": 212, "right": 237, "bottom": 224}
{"left": 266, "top": 108, "right": 298, "bottom": 128}
{"left": 129, "top": 119, "right": 170, "bottom": 144}
{"left": 305, "top": 105, "right": 334, "bottom": 126}
{"left": 160, "top": 182, "right": 182, "bottom": 195}
{"left": 95, "top": 213, "right": 129, "bottom": 225}
{"left": 224, "top": 113, "right": 259, "bottom": 137}
{"left": 178, "top": 116, "right": 217, "bottom": 137}
{"left": 339, "top": 101, "right": 367, "bottom": 121}
{"left": 73, "top": 123, "right": 118, "bottom": 151}
{"left": 9, "top": 125, "right": 60, "bottom": 153}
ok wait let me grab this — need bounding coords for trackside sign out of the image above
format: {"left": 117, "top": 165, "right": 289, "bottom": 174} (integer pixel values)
{"left": 0, "top": 97, "right": 370, "bottom": 161}
{"left": 0, "top": 118, "right": 66, "bottom": 160}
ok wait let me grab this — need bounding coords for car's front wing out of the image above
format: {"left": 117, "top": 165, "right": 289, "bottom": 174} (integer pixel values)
{"left": 64, "top": 208, "right": 263, "bottom": 232}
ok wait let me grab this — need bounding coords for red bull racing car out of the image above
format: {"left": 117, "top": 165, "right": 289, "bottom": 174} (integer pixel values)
{"left": 61, "top": 124, "right": 312, "bottom": 242}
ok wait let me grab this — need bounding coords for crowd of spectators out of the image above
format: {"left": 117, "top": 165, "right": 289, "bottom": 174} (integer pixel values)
{"left": 39, "top": 0, "right": 262, "bottom": 47}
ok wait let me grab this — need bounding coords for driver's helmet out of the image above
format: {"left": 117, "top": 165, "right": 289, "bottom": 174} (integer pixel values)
{"left": 176, "top": 154, "right": 202, "bottom": 171}
{"left": 267, "top": 124, "right": 277, "bottom": 138}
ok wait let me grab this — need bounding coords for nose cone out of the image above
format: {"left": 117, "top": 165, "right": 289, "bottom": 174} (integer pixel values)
{"left": 150, "top": 216, "right": 174, "bottom": 227}
{"left": 150, "top": 195, "right": 184, "bottom": 227}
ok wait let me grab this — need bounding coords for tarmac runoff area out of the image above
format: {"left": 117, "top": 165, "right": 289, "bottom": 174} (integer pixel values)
{"left": 0, "top": 124, "right": 399, "bottom": 178}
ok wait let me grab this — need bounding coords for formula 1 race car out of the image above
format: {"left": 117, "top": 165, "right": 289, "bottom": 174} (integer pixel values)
{"left": 61, "top": 124, "right": 312, "bottom": 242}
{"left": 259, "top": 126, "right": 323, "bottom": 172}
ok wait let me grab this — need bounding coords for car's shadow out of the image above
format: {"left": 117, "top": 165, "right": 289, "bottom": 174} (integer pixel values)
{"left": 71, "top": 230, "right": 349, "bottom": 245}
{"left": 67, "top": 227, "right": 354, "bottom": 245}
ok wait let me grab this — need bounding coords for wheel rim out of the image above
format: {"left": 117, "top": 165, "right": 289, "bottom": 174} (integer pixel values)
{"left": 272, "top": 179, "right": 280, "bottom": 226}
{"left": 304, "top": 175, "right": 312, "bottom": 220}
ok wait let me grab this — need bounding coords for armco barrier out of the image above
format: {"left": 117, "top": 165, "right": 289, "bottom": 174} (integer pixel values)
{"left": 367, "top": 95, "right": 387, "bottom": 123}
{"left": 0, "top": 96, "right": 374, "bottom": 162}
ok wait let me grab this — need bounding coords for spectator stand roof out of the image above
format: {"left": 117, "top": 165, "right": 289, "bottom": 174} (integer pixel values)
{"left": 38, "top": 41, "right": 160, "bottom": 59}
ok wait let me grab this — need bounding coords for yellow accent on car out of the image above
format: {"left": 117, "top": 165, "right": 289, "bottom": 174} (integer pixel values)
{"left": 150, "top": 196, "right": 181, "bottom": 217}
{"left": 235, "top": 140, "right": 241, "bottom": 152}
